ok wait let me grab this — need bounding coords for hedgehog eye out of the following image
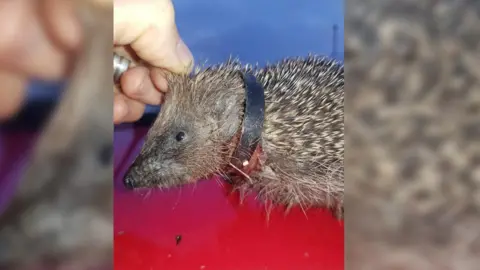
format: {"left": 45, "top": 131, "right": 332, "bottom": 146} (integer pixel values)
{"left": 175, "top": 131, "right": 186, "bottom": 142}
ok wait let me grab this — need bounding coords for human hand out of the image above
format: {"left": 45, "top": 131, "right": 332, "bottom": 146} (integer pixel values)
{"left": 0, "top": 0, "right": 192, "bottom": 124}
{"left": 114, "top": 0, "right": 194, "bottom": 124}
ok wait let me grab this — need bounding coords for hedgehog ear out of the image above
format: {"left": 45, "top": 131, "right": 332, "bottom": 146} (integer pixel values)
{"left": 213, "top": 91, "right": 243, "bottom": 136}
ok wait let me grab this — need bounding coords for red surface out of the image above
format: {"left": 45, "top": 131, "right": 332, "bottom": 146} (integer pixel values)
{"left": 113, "top": 126, "right": 344, "bottom": 270}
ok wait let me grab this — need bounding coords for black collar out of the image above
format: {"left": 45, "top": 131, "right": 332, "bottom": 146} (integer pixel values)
{"left": 229, "top": 71, "right": 265, "bottom": 174}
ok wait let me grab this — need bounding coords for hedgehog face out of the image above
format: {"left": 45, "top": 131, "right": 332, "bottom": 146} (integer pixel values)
{"left": 123, "top": 70, "right": 244, "bottom": 190}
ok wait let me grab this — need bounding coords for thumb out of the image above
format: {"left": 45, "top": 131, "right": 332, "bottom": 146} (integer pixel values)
{"left": 0, "top": 71, "right": 27, "bottom": 122}
{"left": 114, "top": 0, "right": 193, "bottom": 74}
{"left": 0, "top": 0, "right": 70, "bottom": 80}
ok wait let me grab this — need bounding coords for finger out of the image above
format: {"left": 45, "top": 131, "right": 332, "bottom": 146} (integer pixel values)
{"left": 114, "top": 93, "right": 146, "bottom": 124}
{"left": 150, "top": 68, "right": 169, "bottom": 93}
{"left": 114, "top": 92, "right": 128, "bottom": 124}
{"left": 0, "top": 71, "right": 28, "bottom": 121}
{"left": 41, "top": 0, "right": 82, "bottom": 52}
{"left": 114, "top": 0, "right": 194, "bottom": 74}
{"left": 120, "top": 66, "right": 163, "bottom": 105}
{"left": 0, "top": 1, "right": 69, "bottom": 79}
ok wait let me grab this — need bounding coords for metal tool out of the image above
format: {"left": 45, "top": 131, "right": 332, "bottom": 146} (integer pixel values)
{"left": 113, "top": 52, "right": 131, "bottom": 84}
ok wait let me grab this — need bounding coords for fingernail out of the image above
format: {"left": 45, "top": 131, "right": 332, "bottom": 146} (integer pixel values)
{"left": 176, "top": 39, "right": 193, "bottom": 70}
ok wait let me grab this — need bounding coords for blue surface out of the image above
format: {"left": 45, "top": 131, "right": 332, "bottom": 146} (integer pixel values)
{"left": 28, "top": 0, "right": 344, "bottom": 104}
{"left": 175, "top": 0, "right": 344, "bottom": 65}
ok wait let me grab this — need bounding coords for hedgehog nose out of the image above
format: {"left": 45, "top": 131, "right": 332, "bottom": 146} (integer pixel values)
{"left": 123, "top": 173, "right": 136, "bottom": 190}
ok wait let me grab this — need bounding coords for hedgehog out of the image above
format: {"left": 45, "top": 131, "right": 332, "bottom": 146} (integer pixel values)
{"left": 123, "top": 55, "right": 344, "bottom": 218}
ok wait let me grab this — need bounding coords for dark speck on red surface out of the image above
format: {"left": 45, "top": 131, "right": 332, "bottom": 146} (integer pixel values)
{"left": 114, "top": 126, "right": 344, "bottom": 270}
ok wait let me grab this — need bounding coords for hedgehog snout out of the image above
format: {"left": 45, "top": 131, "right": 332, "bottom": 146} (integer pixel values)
{"left": 123, "top": 158, "right": 148, "bottom": 190}
{"left": 123, "top": 167, "right": 138, "bottom": 190}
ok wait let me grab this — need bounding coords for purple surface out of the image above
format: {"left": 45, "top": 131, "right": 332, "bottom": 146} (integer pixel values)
{"left": 0, "top": 131, "right": 38, "bottom": 214}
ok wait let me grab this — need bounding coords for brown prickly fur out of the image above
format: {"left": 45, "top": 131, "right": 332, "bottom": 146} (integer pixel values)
{"left": 0, "top": 2, "right": 113, "bottom": 270}
{"left": 346, "top": 0, "right": 480, "bottom": 269}
{"left": 125, "top": 55, "right": 344, "bottom": 218}
{"left": 234, "top": 158, "right": 344, "bottom": 218}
